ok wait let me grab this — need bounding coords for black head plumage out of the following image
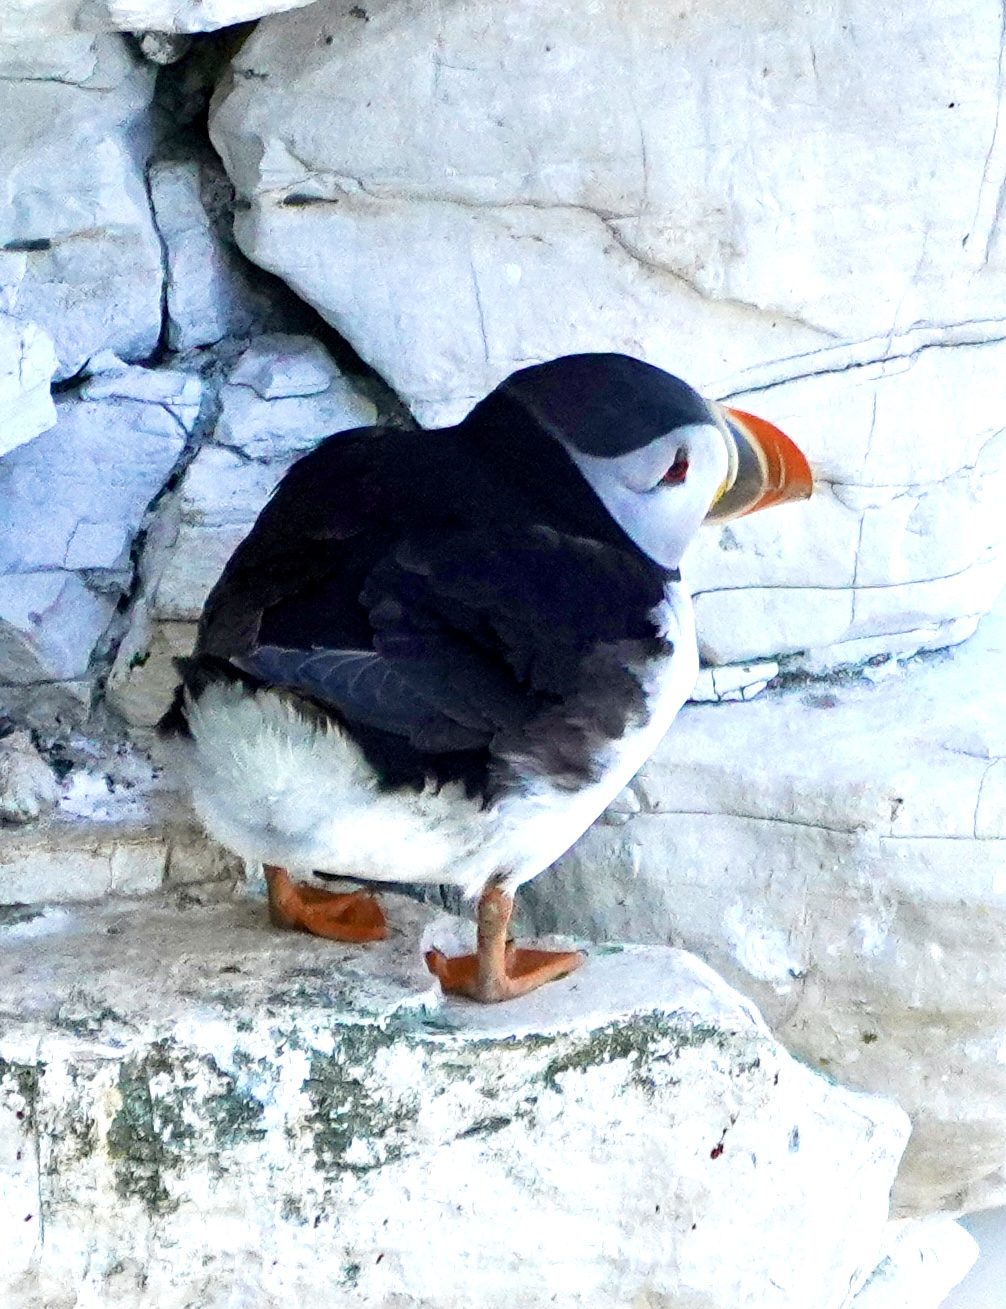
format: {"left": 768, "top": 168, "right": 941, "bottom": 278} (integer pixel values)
{"left": 460, "top": 352, "right": 714, "bottom": 458}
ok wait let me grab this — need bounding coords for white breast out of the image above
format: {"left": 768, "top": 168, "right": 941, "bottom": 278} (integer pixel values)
{"left": 180, "top": 581, "right": 698, "bottom": 901}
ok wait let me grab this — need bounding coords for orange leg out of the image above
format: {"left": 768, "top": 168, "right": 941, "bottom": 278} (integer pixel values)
{"left": 425, "top": 884, "right": 584, "bottom": 1002}
{"left": 264, "top": 865, "right": 386, "bottom": 943}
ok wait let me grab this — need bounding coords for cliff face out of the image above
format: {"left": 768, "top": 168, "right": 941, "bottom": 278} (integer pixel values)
{"left": 0, "top": 4, "right": 1003, "bottom": 1304}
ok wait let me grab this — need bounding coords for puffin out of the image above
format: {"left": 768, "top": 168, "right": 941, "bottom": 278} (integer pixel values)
{"left": 162, "top": 353, "right": 811, "bottom": 1002}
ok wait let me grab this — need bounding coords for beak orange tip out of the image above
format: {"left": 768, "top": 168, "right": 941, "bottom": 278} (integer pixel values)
{"left": 707, "top": 406, "right": 814, "bottom": 521}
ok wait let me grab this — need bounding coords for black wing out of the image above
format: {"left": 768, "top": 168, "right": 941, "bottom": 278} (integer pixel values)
{"left": 176, "top": 424, "right": 671, "bottom": 795}
{"left": 233, "top": 524, "right": 669, "bottom": 789}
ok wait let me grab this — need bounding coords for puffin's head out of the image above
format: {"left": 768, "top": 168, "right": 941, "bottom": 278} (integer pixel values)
{"left": 492, "top": 353, "right": 812, "bottom": 570}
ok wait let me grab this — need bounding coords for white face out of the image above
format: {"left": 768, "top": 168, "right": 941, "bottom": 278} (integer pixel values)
{"left": 560, "top": 422, "right": 730, "bottom": 570}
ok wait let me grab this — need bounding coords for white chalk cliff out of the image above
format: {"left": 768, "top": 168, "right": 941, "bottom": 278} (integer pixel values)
{"left": 0, "top": 2, "right": 1003, "bottom": 1304}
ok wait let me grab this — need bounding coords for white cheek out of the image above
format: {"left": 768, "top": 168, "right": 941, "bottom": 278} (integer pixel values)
{"left": 560, "top": 424, "right": 730, "bottom": 568}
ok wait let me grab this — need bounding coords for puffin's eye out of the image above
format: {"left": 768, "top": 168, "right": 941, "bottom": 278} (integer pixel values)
{"left": 661, "top": 450, "right": 689, "bottom": 485}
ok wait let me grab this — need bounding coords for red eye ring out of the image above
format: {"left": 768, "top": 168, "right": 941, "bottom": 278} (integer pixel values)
{"left": 662, "top": 452, "right": 689, "bottom": 484}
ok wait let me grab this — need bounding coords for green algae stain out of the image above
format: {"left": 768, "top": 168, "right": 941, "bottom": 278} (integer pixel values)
{"left": 107, "top": 1048, "right": 188, "bottom": 1214}
{"left": 0, "top": 1058, "right": 41, "bottom": 1124}
{"left": 542, "top": 1013, "right": 735, "bottom": 1094}
{"left": 0, "top": 1057, "right": 40, "bottom": 1098}
{"left": 301, "top": 1027, "right": 421, "bottom": 1179}
{"left": 107, "top": 1042, "right": 266, "bottom": 1215}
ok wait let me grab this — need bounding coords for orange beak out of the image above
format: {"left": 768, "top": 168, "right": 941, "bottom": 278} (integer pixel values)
{"left": 705, "top": 406, "right": 814, "bottom": 522}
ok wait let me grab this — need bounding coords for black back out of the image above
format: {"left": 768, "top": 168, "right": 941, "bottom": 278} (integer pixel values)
{"left": 164, "top": 354, "right": 687, "bottom": 801}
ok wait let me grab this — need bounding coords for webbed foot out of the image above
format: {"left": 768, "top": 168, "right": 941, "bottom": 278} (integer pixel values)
{"left": 265, "top": 865, "right": 386, "bottom": 943}
{"left": 425, "top": 885, "right": 584, "bottom": 1002}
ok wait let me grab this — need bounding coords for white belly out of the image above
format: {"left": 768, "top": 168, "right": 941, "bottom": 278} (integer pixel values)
{"left": 181, "top": 583, "right": 697, "bottom": 900}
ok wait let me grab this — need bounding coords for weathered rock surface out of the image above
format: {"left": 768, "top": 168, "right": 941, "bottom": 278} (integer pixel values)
{"left": 213, "top": 0, "right": 1006, "bottom": 416}
{"left": 0, "top": 392, "right": 186, "bottom": 582}
{"left": 149, "top": 157, "right": 271, "bottom": 351}
{"left": 209, "top": 0, "right": 1006, "bottom": 666}
{"left": 0, "top": 798, "right": 229, "bottom": 901}
{"left": 135, "top": 30, "right": 192, "bottom": 64}
{"left": 80, "top": 351, "right": 204, "bottom": 430}
{"left": 0, "top": 572, "right": 114, "bottom": 691}
{"left": 215, "top": 331, "right": 377, "bottom": 458}
{"left": 691, "top": 660, "right": 780, "bottom": 704}
{"left": 0, "top": 731, "right": 59, "bottom": 825}
{"left": 0, "top": 316, "right": 57, "bottom": 458}
{"left": 107, "top": 335, "right": 377, "bottom": 726}
{"left": 0, "top": 35, "right": 162, "bottom": 378}
{"left": 524, "top": 590, "right": 1006, "bottom": 1217}
{"left": 0, "top": 894, "right": 915, "bottom": 1308}
{"left": 0, "top": 0, "right": 325, "bottom": 37}
{"left": 0, "top": 378, "right": 191, "bottom": 718}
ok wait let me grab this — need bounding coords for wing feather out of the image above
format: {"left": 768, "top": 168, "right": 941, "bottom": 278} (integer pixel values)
{"left": 184, "top": 427, "right": 671, "bottom": 788}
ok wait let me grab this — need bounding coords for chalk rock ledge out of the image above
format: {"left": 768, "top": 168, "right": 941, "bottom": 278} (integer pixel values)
{"left": 0, "top": 896, "right": 911, "bottom": 1309}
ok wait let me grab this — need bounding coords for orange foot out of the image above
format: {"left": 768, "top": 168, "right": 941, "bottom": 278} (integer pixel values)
{"left": 425, "top": 885, "right": 585, "bottom": 1003}
{"left": 426, "top": 942, "right": 585, "bottom": 1002}
{"left": 264, "top": 865, "right": 386, "bottom": 943}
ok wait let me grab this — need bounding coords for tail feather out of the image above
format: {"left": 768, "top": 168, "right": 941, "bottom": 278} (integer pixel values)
{"left": 156, "top": 654, "right": 260, "bottom": 739}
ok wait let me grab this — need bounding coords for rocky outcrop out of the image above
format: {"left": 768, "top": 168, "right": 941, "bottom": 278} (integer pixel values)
{"left": 211, "top": 0, "right": 1006, "bottom": 414}
{"left": 0, "top": 316, "right": 57, "bottom": 459}
{"left": 688, "top": 342, "right": 1006, "bottom": 664}
{"left": 0, "top": 391, "right": 190, "bottom": 581}
{"left": 0, "top": 894, "right": 917, "bottom": 1309}
{"left": 0, "top": 365, "right": 196, "bottom": 720}
{"left": 0, "top": 736, "right": 241, "bottom": 900}
{"left": 149, "top": 155, "right": 272, "bottom": 351}
{"left": 0, "top": 306, "right": 377, "bottom": 722}
{"left": 0, "top": 574, "right": 112, "bottom": 722}
{"left": 0, "top": 34, "right": 162, "bottom": 378}
{"left": 853, "top": 1220, "right": 979, "bottom": 1309}
{"left": 523, "top": 592, "right": 1006, "bottom": 1217}
{"left": 0, "top": 731, "right": 59, "bottom": 825}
